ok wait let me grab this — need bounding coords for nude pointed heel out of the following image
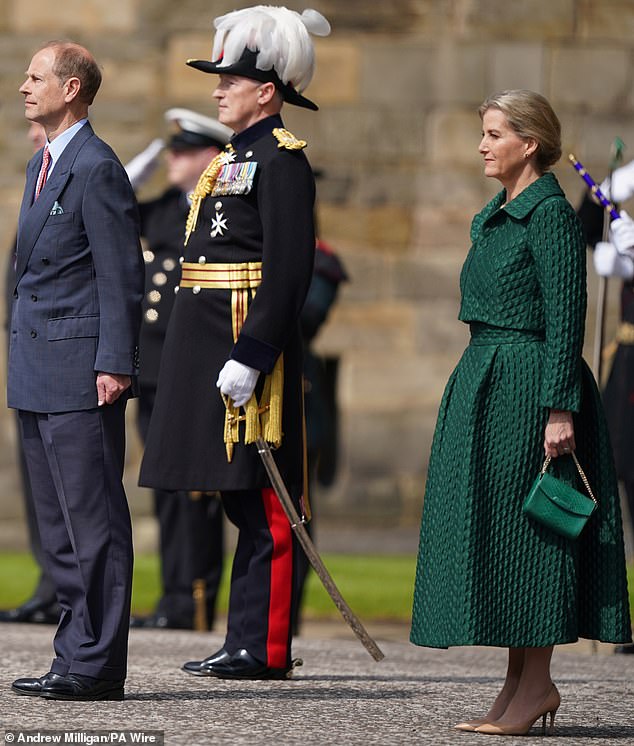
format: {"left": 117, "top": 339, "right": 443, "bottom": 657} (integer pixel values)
{"left": 475, "top": 685, "right": 560, "bottom": 736}
{"left": 454, "top": 718, "right": 488, "bottom": 732}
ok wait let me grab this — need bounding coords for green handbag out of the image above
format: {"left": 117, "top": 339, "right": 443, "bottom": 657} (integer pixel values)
{"left": 522, "top": 452, "right": 597, "bottom": 539}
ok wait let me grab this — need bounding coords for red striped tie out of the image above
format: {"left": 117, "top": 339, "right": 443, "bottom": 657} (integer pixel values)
{"left": 35, "top": 146, "right": 50, "bottom": 200}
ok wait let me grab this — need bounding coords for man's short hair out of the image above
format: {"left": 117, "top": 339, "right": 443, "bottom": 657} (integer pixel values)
{"left": 41, "top": 41, "right": 102, "bottom": 105}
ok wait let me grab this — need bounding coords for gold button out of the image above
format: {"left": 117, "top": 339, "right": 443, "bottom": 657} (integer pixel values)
{"left": 145, "top": 309, "right": 159, "bottom": 323}
{"left": 152, "top": 272, "right": 167, "bottom": 286}
{"left": 163, "top": 258, "right": 176, "bottom": 271}
{"left": 143, "top": 250, "right": 155, "bottom": 264}
{"left": 147, "top": 290, "right": 161, "bottom": 304}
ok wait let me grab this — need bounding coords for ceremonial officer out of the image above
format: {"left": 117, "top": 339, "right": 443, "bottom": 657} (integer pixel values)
{"left": 129, "top": 109, "right": 232, "bottom": 630}
{"left": 139, "top": 5, "right": 330, "bottom": 679}
{"left": 577, "top": 168, "right": 634, "bottom": 656}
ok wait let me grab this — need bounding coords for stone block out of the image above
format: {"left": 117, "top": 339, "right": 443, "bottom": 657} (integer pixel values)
{"left": 360, "top": 42, "right": 436, "bottom": 107}
{"left": 8, "top": 0, "right": 138, "bottom": 33}
{"left": 412, "top": 205, "right": 475, "bottom": 251}
{"left": 549, "top": 47, "right": 630, "bottom": 110}
{"left": 488, "top": 43, "right": 545, "bottom": 95}
{"left": 414, "top": 300, "right": 470, "bottom": 358}
{"left": 341, "top": 408, "right": 435, "bottom": 478}
{"left": 427, "top": 107, "right": 482, "bottom": 166}
{"left": 309, "top": 39, "right": 361, "bottom": 106}
{"left": 578, "top": 0, "right": 634, "bottom": 40}
{"left": 432, "top": 42, "right": 489, "bottom": 105}
{"left": 322, "top": 302, "right": 417, "bottom": 354}
{"left": 391, "top": 255, "right": 463, "bottom": 302}
{"left": 319, "top": 203, "right": 413, "bottom": 252}
{"left": 457, "top": 0, "right": 575, "bottom": 40}
{"left": 165, "top": 33, "right": 216, "bottom": 103}
{"left": 339, "top": 350, "right": 454, "bottom": 411}
{"left": 316, "top": 0, "right": 435, "bottom": 34}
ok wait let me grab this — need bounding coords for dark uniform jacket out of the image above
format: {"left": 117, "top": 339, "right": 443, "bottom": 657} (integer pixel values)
{"left": 138, "top": 188, "right": 187, "bottom": 388}
{"left": 139, "top": 114, "right": 315, "bottom": 491}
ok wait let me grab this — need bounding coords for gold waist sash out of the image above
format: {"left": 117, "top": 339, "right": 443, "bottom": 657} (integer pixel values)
{"left": 180, "top": 261, "right": 263, "bottom": 289}
{"left": 179, "top": 261, "right": 282, "bottom": 462}
{"left": 616, "top": 321, "right": 634, "bottom": 346}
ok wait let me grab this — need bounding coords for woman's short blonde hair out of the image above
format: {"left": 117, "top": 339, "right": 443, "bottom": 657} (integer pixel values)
{"left": 478, "top": 89, "right": 562, "bottom": 172}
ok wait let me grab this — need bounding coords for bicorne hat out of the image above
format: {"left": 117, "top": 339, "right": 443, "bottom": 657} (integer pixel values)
{"left": 186, "top": 5, "right": 330, "bottom": 111}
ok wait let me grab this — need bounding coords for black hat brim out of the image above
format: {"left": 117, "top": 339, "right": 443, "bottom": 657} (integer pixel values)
{"left": 187, "top": 56, "right": 319, "bottom": 111}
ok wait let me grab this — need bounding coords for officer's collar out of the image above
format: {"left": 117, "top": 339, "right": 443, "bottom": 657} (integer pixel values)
{"left": 230, "top": 114, "right": 284, "bottom": 151}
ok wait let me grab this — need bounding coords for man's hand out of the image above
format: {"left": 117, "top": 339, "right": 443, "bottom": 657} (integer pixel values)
{"left": 216, "top": 359, "right": 260, "bottom": 408}
{"left": 96, "top": 372, "right": 131, "bottom": 406}
{"left": 593, "top": 241, "right": 634, "bottom": 279}
{"left": 610, "top": 210, "right": 634, "bottom": 255}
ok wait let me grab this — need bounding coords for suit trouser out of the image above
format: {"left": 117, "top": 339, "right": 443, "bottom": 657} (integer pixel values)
{"left": 18, "top": 400, "right": 132, "bottom": 680}
{"left": 15, "top": 412, "right": 57, "bottom": 605}
{"left": 221, "top": 488, "right": 298, "bottom": 669}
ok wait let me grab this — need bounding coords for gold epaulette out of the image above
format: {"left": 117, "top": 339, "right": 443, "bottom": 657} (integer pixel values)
{"left": 273, "top": 127, "right": 307, "bottom": 151}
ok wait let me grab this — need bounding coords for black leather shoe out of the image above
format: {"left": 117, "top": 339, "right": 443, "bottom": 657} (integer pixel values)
{"left": 130, "top": 612, "right": 194, "bottom": 630}
{"left": 12, "top": 672, "right": 66, "bottom": 697}
{"left": 182, "top": 648, "right": 232, "bottom": 675}
{"left": 615, "top": 644, "right": 634, "bottom": 654}
{"left": 197, "top": 648, "right": 292, "bottom": 680}
{"left": 40, "top": 674, "right": 124, "bottom": 701}
{"left": 0, "top": 597, "right": 60, "bottom": 624}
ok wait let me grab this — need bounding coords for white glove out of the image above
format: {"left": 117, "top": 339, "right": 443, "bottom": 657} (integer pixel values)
{"left": 124, "top": 138, "right": 165, "bottom": 190}
{"left": 216, "top": 359, "right": 260, "bottom": 407}
{"left": 600, "top": 160, "right": 634, "bottom": 203}
{"left": 609, "top": 209, "right": 634, "bottom": 256}
{"left": 593, "top": 241, "right": 634, "bottom": 279}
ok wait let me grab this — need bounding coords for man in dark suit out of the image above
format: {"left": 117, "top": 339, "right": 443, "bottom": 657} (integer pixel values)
{"left": 9, "top": 41, "right": 144, "bottom": 701}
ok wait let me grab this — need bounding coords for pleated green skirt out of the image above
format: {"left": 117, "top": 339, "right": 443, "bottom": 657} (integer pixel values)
{"left": 411, "top": 323, "right": 632, "bottom": 648}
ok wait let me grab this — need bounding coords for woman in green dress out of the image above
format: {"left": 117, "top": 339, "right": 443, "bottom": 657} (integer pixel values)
{"left": 410, "top": 90, "right": 631, "bottom": 736}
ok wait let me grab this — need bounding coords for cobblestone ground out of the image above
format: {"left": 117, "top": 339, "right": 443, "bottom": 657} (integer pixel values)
{"left": 1, "top": 622, "right": 633, "bottom": 745}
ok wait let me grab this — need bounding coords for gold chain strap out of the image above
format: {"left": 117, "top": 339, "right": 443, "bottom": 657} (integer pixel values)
{"left": 540, "top": 452, "right": 597, "bottom": 504}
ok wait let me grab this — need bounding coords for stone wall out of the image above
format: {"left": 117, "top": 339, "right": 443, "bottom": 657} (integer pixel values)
{"left": 0, "top": 0, "right": 633, "bottom": 537}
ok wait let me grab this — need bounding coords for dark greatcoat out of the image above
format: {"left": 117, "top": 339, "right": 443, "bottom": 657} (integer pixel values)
{"left": 139, "top": 115, "right": 315, "bottom": 493}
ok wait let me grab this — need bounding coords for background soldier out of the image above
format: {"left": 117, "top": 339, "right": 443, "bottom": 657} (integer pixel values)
{"left": 127, "top": 109, "right": 232, "bottom": 631}
{"left": 577, "top": 166, "right": 634, "bottom": 656}
{"left": 139, "top": 5, "right": 330, "bottom": 680}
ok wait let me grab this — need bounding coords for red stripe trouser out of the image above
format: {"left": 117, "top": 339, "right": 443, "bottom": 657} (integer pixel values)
{"left": 220, "top": 487, "right": 299, "bottom": 669}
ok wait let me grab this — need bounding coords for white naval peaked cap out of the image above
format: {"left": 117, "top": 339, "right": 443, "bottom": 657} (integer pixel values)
{"left": 164, "top": 108, "right": 233, "bottom": 149}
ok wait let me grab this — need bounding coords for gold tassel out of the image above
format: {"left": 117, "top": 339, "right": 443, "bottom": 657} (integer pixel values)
{"left": 184, "top": 146, "right": 234, "bottom": 246}
{"left": 244, "top": 392, "right": 261, "bottom": 444}
{"left": 223, "top": 396, "right": 240, "bottom": 463}
{"left": 260, "top": 354, "right": 284, "bottom": 448}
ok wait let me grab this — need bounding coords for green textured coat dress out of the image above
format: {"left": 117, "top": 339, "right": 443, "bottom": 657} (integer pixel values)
{"left": 411, "top": 173, "right": 632, "bottom": 648}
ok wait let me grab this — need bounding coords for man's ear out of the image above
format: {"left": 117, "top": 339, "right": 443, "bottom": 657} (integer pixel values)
{"left": 258, "top": 81, "right": 277, "bottom": 106}
{"left": 64, "top": 77, "right": 82, "bottom": 104}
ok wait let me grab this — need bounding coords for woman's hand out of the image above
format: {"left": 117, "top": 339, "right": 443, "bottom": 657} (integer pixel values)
{"left": 544, "top": 409, "right": 575, "bottom": 458}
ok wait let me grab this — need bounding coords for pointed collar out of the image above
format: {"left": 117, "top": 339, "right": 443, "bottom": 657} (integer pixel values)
{"left": 500, "top": 172, "right": 564, "bottom": 220}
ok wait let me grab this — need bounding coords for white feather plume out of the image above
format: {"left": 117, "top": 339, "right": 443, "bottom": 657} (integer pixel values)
{"left": 211, "top": 5, "right": 330, "bottom": 92}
